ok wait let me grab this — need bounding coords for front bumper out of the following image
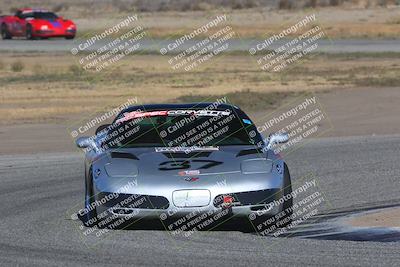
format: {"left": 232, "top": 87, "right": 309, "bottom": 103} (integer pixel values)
{"left": 33, "top": 28, "right": 75, "bottom": 37}
{"left": 94, "top": 188, "right": 283, "bottom": 222}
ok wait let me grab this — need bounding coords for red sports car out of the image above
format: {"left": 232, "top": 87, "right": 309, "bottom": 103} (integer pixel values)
{"left": 0, "top": 8, "right": 76, "bottom": 40}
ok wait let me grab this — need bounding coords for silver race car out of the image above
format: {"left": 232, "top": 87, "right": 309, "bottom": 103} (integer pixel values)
{"left": 76, "top": 103, "right": 292, "bottom": 230}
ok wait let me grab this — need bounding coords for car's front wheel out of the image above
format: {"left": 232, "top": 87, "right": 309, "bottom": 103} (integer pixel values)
{"left": 83, "top": 167, "right": 100, "bottom": 227}
{"left": 278, "top": 163, "right": 293, "bottom": 228}
{"left": 1, "top": 24, "right": 12, "bottom": 40}
{"left": 25, "top": 24, "right": 34, "bottom": 40}
{"left": 83, "top": 168, "right": 127, "bottom": 230}
{"left": 247, "top": 163, "right": 293, "bottom": 234}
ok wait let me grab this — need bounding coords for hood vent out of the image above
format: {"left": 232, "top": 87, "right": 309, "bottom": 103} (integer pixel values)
{"left": 236, "top": 148, "right": 262, "bottom": 157}
{"left": 110, "top": 152, "right": 139, "bottom": 160}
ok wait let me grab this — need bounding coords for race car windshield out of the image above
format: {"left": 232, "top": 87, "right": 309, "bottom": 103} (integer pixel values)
{"left": 101, "top": 109, "right": 260, "bottom": 149}
{"left": 32, "top": 12, "right": 58, "bottom": 20}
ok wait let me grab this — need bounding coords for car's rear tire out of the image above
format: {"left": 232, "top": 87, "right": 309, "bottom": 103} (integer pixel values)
{"left": 25, "top": 24, "right": 34, "bottom": 40}
{"left": 1, "top": 24, "right": 12, "bottom": 40}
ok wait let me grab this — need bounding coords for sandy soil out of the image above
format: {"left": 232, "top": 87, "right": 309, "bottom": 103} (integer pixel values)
{"left": 1, "top": 53, "right": 399, "bottom": 126}
{"left": 345, "top": 207, "right": 400, "bottom": 228}
{"left": 1, "top": 86, "right": 400, "bottom": 155}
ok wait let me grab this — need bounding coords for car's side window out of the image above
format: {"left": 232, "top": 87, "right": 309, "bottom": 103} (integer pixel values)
{"left": 20, "top": 13, "right": 34, "bottom": 19}
{"left": 15, "top": 11, "right": 23, "bottom": 19}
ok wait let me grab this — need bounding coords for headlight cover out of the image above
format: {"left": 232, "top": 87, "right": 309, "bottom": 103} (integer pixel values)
{"left": 241, "top": 158, "right": 273, "bottom": 174}
{"left": 104, "top": 158, "right": 138, "bottom": 178}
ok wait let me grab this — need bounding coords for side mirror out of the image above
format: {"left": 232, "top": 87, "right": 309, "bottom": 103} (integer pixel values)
{"left": 76, "top": 136, "right": 91, "bottom": 148}
{"left": 95, "top": 124, "right": 111, "bottom": 135}
{"left": 265, "top": 133, "right": 289, "bottom": 150}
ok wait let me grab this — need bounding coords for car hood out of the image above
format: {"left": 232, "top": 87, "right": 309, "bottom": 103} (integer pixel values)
{"left": 30, "top": 18, "right": 74, "bottom": 28}
{"left": 91, "top": 146, "right": 281, "bottom": 195}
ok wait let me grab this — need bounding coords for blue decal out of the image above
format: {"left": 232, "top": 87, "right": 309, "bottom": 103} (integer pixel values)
{"left": 50, "top": 21, "right": 62, "bottom": 28}
{"left": 242, "top": 119, "right": 252, "bottom": 125}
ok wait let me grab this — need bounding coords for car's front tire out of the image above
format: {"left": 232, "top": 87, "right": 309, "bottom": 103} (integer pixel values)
{"left": 83, "top": 167, "right": 100, "bottom": 227}
{"left": 25, "top": 24, "right": 34, "bottom": 40}
{"left": 248, "top": 163, "right": 293, "bottom": 234}
{"left": 83, "top": 168, "right": 126, "bottom": 229}
{"left": 1, "top": 24, "right": 12, "bottom": 40}
{"left": 278, "top": 163, "right": 293, "bottom": 228}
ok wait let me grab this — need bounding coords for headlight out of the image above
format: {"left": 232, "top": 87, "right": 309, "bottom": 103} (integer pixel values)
{"left": 40, "top": 25, "right": 49, "bottom": 30}
{"left": 240, "top": 158, "right": 273, "bottom": 174}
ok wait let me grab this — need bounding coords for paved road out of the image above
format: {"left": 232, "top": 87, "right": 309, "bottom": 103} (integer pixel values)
{"left": 1, "top": 38, "right": 400, "bottom": 53}
{"left": 0, "top": 135, "right": 399, "bottom": 266}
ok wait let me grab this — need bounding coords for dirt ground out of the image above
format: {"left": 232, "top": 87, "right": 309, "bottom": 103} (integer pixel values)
{"left": 1, "top": 53, "right": 399, "bottom": 125}
{"left": 1, "top": 86, "right": 399, "bottom": 155}
{"left": 345, "top": 207, "right": 400, "bottom": 228}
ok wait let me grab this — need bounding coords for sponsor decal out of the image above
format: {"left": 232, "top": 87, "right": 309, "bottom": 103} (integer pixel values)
{"left": 179, "top": 170, "right": 201, "bottom": 176}
{"left": 116, "top": 110, "right": 231, "bottom": 123}
{"left": 155, "top": 146, "right": 219, "bottom": 153}
{"left": 167, "top": 110, "right": 231, "bottom": 117}
{"left": 116, "top": 110, "right": 168, "bottom": 123}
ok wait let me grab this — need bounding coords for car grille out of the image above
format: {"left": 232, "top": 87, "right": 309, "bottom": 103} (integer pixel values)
{"left": 36, "top": 30, "right": 54, "bottom": 34}
{"left": 98, "top": 192, "right": 169, "bottom": 210}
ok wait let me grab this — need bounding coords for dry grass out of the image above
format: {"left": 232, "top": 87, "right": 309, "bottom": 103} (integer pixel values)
{"left": 10, "top": 61, "right": 24, "bottom": 72}
{"left": 1, "top": 2, "right": 399, "bottom": 39}
{"left": 68, "top": 7, "right": 400, "bottom": 39}
{"left": 1, "top": 52, "right": 399, "bottom": 125}
{"left": 173, "top": 90, "right": 305, "bottom": 111}
{"left": 1, "top": 0, "right": 397, "bottom": 14}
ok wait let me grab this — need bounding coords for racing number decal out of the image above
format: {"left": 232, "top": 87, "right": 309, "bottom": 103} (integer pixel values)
{"left": 159, "top": 160, "right": 190, "bottom": 171}
{"left": 159, "top": 160, "right": 222, "bottom": 171}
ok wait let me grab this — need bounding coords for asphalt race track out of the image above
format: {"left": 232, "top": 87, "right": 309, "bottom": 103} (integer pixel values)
{"left": 1, "top": 39, "right": 400, "bottom": 53}
{"left": 0, "top": 135, "right": 399, "bottom": 266}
